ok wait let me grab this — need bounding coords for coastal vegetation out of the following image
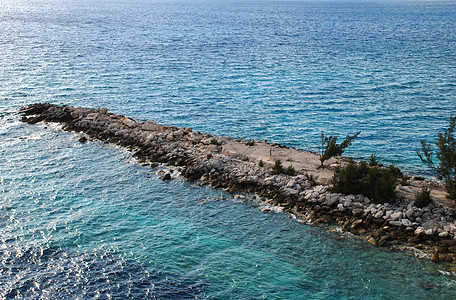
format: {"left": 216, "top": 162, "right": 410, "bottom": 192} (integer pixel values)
{"left": 246, "top": 139, "right": 255, "bottom": 146}
{"left": 304, "top": 173, "right": 315, "bottom": 186}
{"left": 415, "top": 187, "right": 432, "bottom": 208}
{"left": 369, "top": 153, "right": 380, "bottom": 166}
{"left": 271, "top": 159, "right": 296, "bottom": 176}
{"left": 400, "top": 175, "right": 411, "bottom": 186}
{"left": 330, "top": 159, "right": 400, "bottom": 204}
{"left": 271, "top": 160, "right": 284, "bottom": 175}
{"left": 417, "top": 116, "right": 456, "bottom": 202}
{"left": 319, "top": 131, "right": 360, "bottom": 168}
{"left": 286, "top": 165, "right": 296, "bottom": 176}
{"left": 210, "top": 138, "right": 221, "bottom": 146}
{"left": 258, "top": 159, "right": 264, "bottom": 167}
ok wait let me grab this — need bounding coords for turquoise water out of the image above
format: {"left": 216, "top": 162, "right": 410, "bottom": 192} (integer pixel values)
{"left": 1, "top": 120, "right": 455, "bottom": 298}
{"left": 1, "top": 0, "right": 456, "bottom": 298}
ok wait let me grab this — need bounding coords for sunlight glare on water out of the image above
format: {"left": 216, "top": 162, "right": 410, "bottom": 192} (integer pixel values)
{"left": 1, "top": 0, "right": 456, "bottom": 298}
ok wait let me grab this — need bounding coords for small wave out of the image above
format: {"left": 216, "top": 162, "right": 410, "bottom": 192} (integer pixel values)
{"left": 0, "top": 246, "right": 205, "bottom": 299}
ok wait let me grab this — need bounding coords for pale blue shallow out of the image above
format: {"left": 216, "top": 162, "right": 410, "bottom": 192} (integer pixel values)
{"left": 1, "top": 0, "right": 455, "bottom": 298}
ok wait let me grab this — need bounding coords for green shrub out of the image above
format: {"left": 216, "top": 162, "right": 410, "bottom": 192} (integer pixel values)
{"left": 400, "top": 175, "right": 411, "bottom": 186}
{"left": 417, "top": 115, "right": 456, "bottom": 201}
{"left": 259, "top": 159, "right": 264, "bottom": 167}
{"left": 331, "top": 160, "right": 369, "bottom": 196}
{"left": 271, "top": 160, "right": 285, "bottom": 175}
{"left": 369, "top": 153, "right": 380, "bottom": 166}
{"left": 246, "top": 139, "right": 255, "bottom": 146}
{"left": 369, "top": 167, "right": 397, "bottom": 204}
{"left": 305, "top": 173, "right": 316, "bottom": 186}
{"left": 319, "top": 131, "right": 360, "bottom": 168}
{"left": 388, "top": 163, "right": 403, "bottom": 179}
{"left": 210, "top": 138, "right": 221, "bottom": 146}
{"left": 414, "top": 187, "right": 432, "bottom": 208}
{"left": 285, "top": 165, "right": 296, "bottom": 176}
{"left": 330, "top": 159, "right": 399, "bottom": 204}
{"left": 270, "top": 160, "right": 296, "bottom": 176}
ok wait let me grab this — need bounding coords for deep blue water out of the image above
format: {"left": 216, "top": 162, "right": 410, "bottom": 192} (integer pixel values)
{"left": 1, "top": 0, "right": 456, "bottom": 298}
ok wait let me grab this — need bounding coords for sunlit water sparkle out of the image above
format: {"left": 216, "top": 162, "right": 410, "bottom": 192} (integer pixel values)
{"left": 1, "top": 0, "right": 456, "bottom": 298}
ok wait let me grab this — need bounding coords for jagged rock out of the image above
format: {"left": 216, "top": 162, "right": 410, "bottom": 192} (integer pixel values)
{"left": 405, "top": 208, "right": 414, "bottom": 218}
{"left": 401, "top": 219, "right": 412, "bottom": 227}
{"left": 18, "top": 103, "right": 456, "bottom": 264}
{"left": 374, "top": 211, "right": 384, "bottom": 219}
{"left": 142, "top": 121, "right": 159, "bottom": 131}
{"left": 378, "top": 235, "right": 390, "bottom": 246}
{"left": 389, "top": 221, "right": 402, "bottom": 227}
{"left": 283, "top": 188, "right": 299, "bottom": 196}
{"left": 439, "top": 231, "right": 449, "bottom": 238}
{"left": 352, "top": 208, "right": 364, "bottom": 217}
{"left": 314, "top": 185, "right": 327, "bottom": 194}
{"left": 357, "top": 227, "right": 367, "bottom": 234}
{"left": 367, "top": 237, "right": 378, "bottom": 246}
{"left": 285, "top": 180, "right": 297, "bottom": 188}
{"left": 324, "top": 195, "right": 339, "bottom": 207}
{"left": 384, "top": 210, "right": 393, "bottom": 219}
{"left": 85, "top": 112, "right": 99, "bottom": 121}
{"left": 121, "top": 117, "right": 137, "bottom": 128}
{"left": 343, "top": 199, "right": 352, "bottom": 208}
{"left": 415, "top": 227, "right": 425, "bottom": 236}
{"left": 351, "top": 219, "right": 363, "bottom": 228}
{"left": 425, "top": 228, "right": 435, "bottom": 236}
{"left": 390, "top": 211, "right": 402, "bottom": 221}
{"left": 413, "top": 209, "right": 423, "bottom": 218}
{"left": 319, "top": 215, "right": 332, "bottom": 224}
{"left": 261, "top": 206, "right": 272, "bottom": 212}
{"left": 352, "top": 202, "right": 364, "bottom": 209}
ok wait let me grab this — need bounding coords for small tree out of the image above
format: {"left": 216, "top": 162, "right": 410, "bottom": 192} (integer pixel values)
{"left": 414, "top": 187, "right": 432, "bottom": 208}
{"left": 270, "top": 160, "right": 295, "bottom": 176}
{"left": 271, "top": 160, "right": 285, "bottom": 175}
{"left": 319, "top": 131, "right": 361, "bottom": 167}
{"left": 330, "top": 159, "right": 399, "bottom": 204}
{"left": 259, "top": 159, "right": 264, "bottom": 167}
{"left": 285, "top": 165, "right": 296, "bottom": 176}
{"left": 369, "top": 153, "right": 380, "bottom": 167}
{"left": 417, "top": 116, "right": 456, "bottom": 201}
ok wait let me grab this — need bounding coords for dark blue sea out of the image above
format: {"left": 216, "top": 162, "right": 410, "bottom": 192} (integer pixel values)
{"left": 1, "top": 0, "right": 455, "bottom": 298}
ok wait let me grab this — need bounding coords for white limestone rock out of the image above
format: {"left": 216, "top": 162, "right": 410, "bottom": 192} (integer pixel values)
{"left": 389, "top": 220, "right": 402, "bottom": 227}
{"left": 401, "top": 219, "right": 412, "bottom": 227}
{"left": 405, "top": 208, "right": 414, "bottom": 218}
{"left": 374, "top": 211, "right": 384, "bottom": 219}
{"left": 391, "top": 211, "right": 403, "bottom": 221}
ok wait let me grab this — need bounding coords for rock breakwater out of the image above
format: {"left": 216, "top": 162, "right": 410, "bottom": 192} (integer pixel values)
{"left": 20, "top": 103, "right": 456, "bottom": 264}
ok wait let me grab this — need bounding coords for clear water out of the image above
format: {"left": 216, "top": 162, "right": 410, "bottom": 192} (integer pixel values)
{"left": 1, "top": 0, "right": 456, "bottom": 298}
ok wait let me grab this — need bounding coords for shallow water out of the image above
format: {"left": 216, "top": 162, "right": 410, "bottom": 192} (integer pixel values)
{"left": 1, "top": 0, "right": 456, "bottom": 298}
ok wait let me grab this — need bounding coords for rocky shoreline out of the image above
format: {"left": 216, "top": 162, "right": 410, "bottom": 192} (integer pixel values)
{"left": 19, "top": 103, "right": 456, "bottom": 265}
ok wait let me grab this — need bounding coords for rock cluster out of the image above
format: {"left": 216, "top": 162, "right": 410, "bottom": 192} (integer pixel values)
{"left": 20, "top": 103, "right": 456, "bottom": 263}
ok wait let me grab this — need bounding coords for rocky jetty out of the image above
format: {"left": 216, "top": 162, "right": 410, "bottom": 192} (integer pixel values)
{"left": 20, "top": 103, "right": 456, "bottom": 264}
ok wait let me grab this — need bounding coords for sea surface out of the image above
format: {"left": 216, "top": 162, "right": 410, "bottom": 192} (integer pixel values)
{"left": 1, "top": 0, "right": 456, "bottom": 298}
